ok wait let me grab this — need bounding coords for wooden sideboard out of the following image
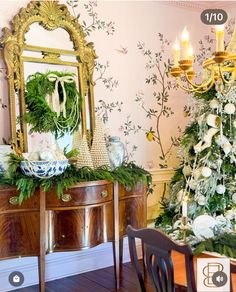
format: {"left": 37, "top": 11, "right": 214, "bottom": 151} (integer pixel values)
{"left": 0, "top": 180, "right": 147, "bottom": 291}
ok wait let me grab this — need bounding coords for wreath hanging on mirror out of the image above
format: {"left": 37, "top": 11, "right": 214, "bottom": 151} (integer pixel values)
{"left": 24, "top": 71, "right": 83, "bottom": 138}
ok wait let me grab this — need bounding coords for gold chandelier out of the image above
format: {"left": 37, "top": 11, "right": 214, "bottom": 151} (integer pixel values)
{"left": 170, "top": 25, "right": 236, "bottom": 93}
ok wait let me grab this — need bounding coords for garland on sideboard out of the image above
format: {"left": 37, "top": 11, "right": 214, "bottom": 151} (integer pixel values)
{"left": 24, "top": 71, "right": 83, "bottom": 137}
{"left": 0, "top": 154, "right": 153, "bottom": 205}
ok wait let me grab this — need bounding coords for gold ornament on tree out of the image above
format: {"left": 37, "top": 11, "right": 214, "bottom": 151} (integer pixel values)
{"left": 91, "top": 118, "right": 111, "bottom": 168}
{"left": 76, "top": 135, "right": 93, "bottom": 169}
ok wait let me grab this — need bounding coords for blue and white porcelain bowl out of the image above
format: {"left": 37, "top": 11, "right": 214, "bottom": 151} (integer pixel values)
{"left": 20, "top": 160, "right": 69, "bottom": 178}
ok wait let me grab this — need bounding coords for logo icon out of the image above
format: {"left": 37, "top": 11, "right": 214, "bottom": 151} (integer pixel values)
{"left": 197, "top": 258, "right": 230, "bottom": 291}
{"left": 8, "top": 271, "right": 24, "bottom": 287}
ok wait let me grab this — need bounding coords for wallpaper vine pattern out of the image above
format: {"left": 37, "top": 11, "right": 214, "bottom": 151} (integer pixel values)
{"left": 67, "top": 0, "right": 122, "bottom": 124}
{"left": 123, "top": 35, "right": 182, "bottom": 168}
{"left": 68, "top": 0, "right": 186, "bottom": 168}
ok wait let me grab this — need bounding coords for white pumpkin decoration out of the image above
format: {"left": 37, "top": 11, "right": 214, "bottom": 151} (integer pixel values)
{"left": 206, "top": 114, "right": 220, "bottom": 128}
{"left": 197, "top": 195, "right": 207, "bottom": 206}
{"left": 224, "top": 103, "right": 236, "bottom": 114}
{"left": 209, "top": 99, "right": 219, "bottom": 109}
{"left": 182, "top": 165, "right": 192, "bottom": 177}
{"left": 216, "top": 184, "right": 226, "bottom": 194}
{"left": 215, "top": 135, "right": 228, "bottom": 146}
{"left": 232, "top": 193, "right": 236, "bottom": 204}
{"left": 201, "top": 166, "right": 212, "bottom": 178}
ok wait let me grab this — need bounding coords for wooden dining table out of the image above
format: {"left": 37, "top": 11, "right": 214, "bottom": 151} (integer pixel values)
{"left": 172, "top": 251, "right": 236, "bottom": 291}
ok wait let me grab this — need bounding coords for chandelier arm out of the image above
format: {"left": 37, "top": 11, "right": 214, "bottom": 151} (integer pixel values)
{"left": 219, "top": 65, "right": 236, "bottom": 85}
{"left": 176, "top": 78, "right": 214, "bottom": 93}
{"left": 183, "top": 68, "right": 215, "bottom": 90}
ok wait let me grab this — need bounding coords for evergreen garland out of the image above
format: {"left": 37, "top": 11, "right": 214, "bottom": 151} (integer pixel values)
{"left": 0, "top": 154, "right": 153, "bottom": 205}
{"left": 24, "top": 71, "right": 83, "bottom": 137}
{"left": 193, "top": 233, "right": 236, "bottom": 258}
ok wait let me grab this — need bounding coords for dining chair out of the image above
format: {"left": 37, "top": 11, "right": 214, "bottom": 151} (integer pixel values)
{"left": 230, "top": 262, "right": 236, "bottom": 292}
{"left": 126, "top": 225, "right": 197, "bottom": 292}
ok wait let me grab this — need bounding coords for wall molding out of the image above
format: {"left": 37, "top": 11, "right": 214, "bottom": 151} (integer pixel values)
{"left": 0, "top": 238, "right": 141, "bottom": 291}
{"left": 148, "top": 167, "right": 175, "bottom": 183}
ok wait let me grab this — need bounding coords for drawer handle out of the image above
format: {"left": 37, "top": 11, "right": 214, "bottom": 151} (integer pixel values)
{"left": 101, "top": 190, "right": 108, "bottom": 198}
{"left": 61, "top": 194, "right": 72, "bottom": 202}
{"left": 9, "top": 196, "right": 19, "bottom": 205}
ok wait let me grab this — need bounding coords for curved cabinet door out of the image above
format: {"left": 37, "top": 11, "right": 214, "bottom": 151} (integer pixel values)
{"left": 119, "top": 182, "right": 147, "bottom": 237}
{"left": 52, "top": 202, "right": 114, "bottom": 251}
{"left": 0, "top": 212, "right": 40, "bottom": 258}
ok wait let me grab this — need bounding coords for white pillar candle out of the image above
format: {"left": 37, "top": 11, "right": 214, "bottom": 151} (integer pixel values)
{"left": 173, "top": 38, "right": 180, "bottom": 67}
{"left": 181, "top": 27, "right": 190, "bottom": 60}
{"left": 182, "top": 196, "right": 188, "bottom": 217}
{"left": 215, "top": 24, "right": 224, "bottom": 52}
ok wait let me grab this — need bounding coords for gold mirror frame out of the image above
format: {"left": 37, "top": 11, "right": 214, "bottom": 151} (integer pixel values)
{"left": 0, "top": 0, "right": 96, "bottom": 151}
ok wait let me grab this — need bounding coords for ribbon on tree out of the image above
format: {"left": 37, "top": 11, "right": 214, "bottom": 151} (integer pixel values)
{"left": 47, "top": 74, "right": 75, "bottom": 118}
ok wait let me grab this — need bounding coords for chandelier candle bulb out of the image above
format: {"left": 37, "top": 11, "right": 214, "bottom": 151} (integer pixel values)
{"left": 173, "top": 38, "right": 180, "bottom": 67}
{"left": 181, "top": 26, "right": 190, "bottom": 60}
{"left": 215, "top": 24, "right": 225, "bottom": 52}
{"left": 188, "top": 43, "right": 194, "bottom": 61}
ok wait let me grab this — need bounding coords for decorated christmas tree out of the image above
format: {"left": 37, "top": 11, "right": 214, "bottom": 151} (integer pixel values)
{"left": 155, "top": 86, "right": 236, "bottom": 257}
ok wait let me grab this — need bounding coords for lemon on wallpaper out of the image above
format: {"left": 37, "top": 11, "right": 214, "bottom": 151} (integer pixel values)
{"left": 146, "top": 129, "right": 155, "bottom": 142}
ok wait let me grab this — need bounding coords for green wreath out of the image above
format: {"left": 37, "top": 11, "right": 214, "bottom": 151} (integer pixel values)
{"left": 25, "top": 71, "right": 83, "bottom": 138}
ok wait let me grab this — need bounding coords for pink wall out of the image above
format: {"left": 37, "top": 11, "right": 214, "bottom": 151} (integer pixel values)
{"left": 0, "top": 1, "right": 235, "bottom": 168}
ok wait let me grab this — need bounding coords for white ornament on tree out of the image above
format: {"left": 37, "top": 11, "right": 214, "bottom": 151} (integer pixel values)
{"left": 216, "top": 184, "right": 226, "bottom": 194}
{"left": 182, "top": 165, "right": 192, "bottom": 176}
{"left": 222, "top": 141, "right": 232, "bottom": 155}
{"left": 215, "top": 135, "right": 228, "bottom": 146}
{"left": 189, "top": 179, "right": 196, "bottom": 190}
{"left": 203, "top": 128, "right": 219, "bottom": 144}
{"left": 192, "top": 215, "right": 216, "bottom": 239}
{"left": 232, "top": 193, "right": 236, "bottom": 204}
{"left": 197, "top": 195, "right": 207, "bottom": 206}
{"left": 193, "top": 168, "right": 202, "bottom": 179}
{"left": 206, "top": 114, "right": 220, "bottom": 128}
{"left": 224, "top": 103, "right": 236, "bottom": 115}
{"left": 209, "top": 99, "right": 220, "bottom": 110}
{"left": 201, "top": 166, "right": 212, "bottom": 178}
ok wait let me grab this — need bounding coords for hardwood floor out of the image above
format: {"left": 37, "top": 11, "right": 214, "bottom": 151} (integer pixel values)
{"left": 14, "top": 261, "right": 153, "bottom": 292}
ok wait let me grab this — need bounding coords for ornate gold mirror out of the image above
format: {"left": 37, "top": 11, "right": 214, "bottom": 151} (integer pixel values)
{"left": 1, "top": 0, "right": 96, "bottom": 152}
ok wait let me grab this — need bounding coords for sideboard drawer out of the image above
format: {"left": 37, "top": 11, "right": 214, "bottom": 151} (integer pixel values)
{"left": 46, "top": 181, "right": 113, "bottom": 208}
{"left": 0, "top": 187, "right": 39, "bottom": 212}
{"left": 118, "top": 181, "right": 146, "bottom": 198}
